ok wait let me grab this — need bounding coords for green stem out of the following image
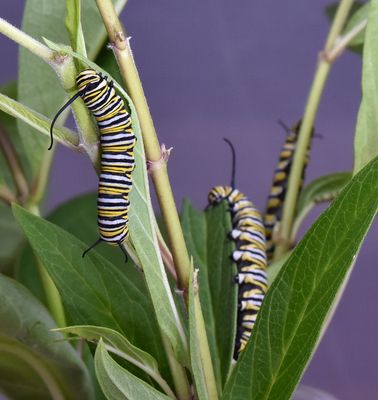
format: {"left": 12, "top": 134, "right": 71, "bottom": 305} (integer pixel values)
{"left": 324, "top": 0, "right": 355, "bottom": 51}
{"left": 0, "top": 17, "right": 53, "bottom": 62}
{"left": 95, "top": 0, "right": 191, "bottom": 293}
{"left": 27, "top": 205, "right": 66, "bottom": 327}
{"left": 0, "top": 92, "right": 79, "bottom": 150}
{"left": 0, "top": 184, "right": 15, "bottom": 205}
{"left": 36, "top": 256, "right": 67, "bottom": 327}
{"left": 29, "top": 149, "right": 54, "bottom": 206}
{"left": 161, "top": 335, "right": 191, "bottom": 400}
{"left": 191, "top": 269, "right": 219, "bottom": 400}
{"left": 274, "top": 0, "right": 354, "bottom": 260}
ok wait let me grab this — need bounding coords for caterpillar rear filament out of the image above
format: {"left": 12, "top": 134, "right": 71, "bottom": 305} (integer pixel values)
{"left": 264, "top": 120, "right": 314, "bottom": 263}
{"left": 207, "top": 139, "right": 267, "bottom": 360}
{"left": 49, "top": 68, "right": 136, "bottom": 259}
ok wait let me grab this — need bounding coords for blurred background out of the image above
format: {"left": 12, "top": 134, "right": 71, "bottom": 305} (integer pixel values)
{"left": 1, "top": 1, "right": 377, "bottom": 399}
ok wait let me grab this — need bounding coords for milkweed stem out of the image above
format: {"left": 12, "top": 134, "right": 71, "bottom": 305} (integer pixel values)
{"left": 274, "top": 0, "right": 355, "bottom": 260}
{"left": 95, "top": 0, "right": 191, "bottom": 293}
{"left": 0, "top": 17, "right": 53, "bottom": 62}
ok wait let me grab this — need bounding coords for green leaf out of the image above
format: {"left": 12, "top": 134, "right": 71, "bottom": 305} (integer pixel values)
{"left": 0, "top": 274, "right": 94, "bottom": 400}
{"left": 205, "top": 203, "right": 237, "bottom": 385}
{"left": 296, "top": 172, "right": 352, "bottom": 214}
{"left": 65, "top": 0, "right": 87, "bottom": 60}
{"left": 181, "top": 199, "right": 237, "bottom": 389}
{"left": 95, "top": 44, "right": 123, "bottom": 86}
{"left": 189, "top": 269, "right": 219, "bottom": 400}
{"left": 95, "top": 339, "right": 171, "bottom": 400}
{"left": 12, "top": 204, "right": 171, "bottom": 386}
{"left": 266, "top": 252, "right": 290, "bottom": 285}
{"left": 18, "top": 0, "right": 127, "bottom": 175}
{"left": 55, "top": 325, "right": 160, "bottom": 377}
{"left": 293, "top": 172, "right": 352, "bottom": 237}
{"left": 354, "top": 0, "right": 378, "bottom": 172}
{"left": 222, "top": 155, "right": 378, "bottom": 400}
{"left": 56, "top": 325, "right": 176, "bottom": 398}
{"left": 0, "top": 92, "right": 78, "bottom": 148}
{"left": 343, "top": 2, "right": 370, "bottom": 49}
{"left": 41, "top": 44, "right": 188, "bottom": 362}
{"left": 48, "top": 192, "right": 130, "bottom": 271}
{"left": 325, "top": 2, "right": 367, "bottom": 54}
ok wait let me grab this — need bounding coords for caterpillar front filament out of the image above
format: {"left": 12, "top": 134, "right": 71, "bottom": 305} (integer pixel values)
{"left": 207, "top": 139, "right": 268, "bottom": 360}
{"left": 49, "top": 68, "right": 136, "bottom": 258}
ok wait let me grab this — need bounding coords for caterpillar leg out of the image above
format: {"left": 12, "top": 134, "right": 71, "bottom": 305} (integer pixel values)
{"left": 118, "top": 242, "right": 129, "bottom": 263}
{"left": 82, "top": 238, "right": 103, "bottom": 258}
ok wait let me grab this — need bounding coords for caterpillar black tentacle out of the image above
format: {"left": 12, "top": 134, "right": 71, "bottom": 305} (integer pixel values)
{"left": 207, "top": 138, "right": 267, "bottom": 360}
{"left": 50, "top": 68, "right": 136, "bottom": 259}
{"left": 264, "top": 120, "right": 314, "bottom": 263}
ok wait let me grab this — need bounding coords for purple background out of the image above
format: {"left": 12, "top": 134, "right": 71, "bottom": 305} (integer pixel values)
{"left": 1, "top": 1, "right": 377, "bottom": 399}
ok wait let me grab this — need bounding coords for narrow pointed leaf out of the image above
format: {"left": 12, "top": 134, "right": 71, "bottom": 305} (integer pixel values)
{"left": 222, "top": 155, "right": 378, "bottom": 400}
{"left": 189, "top": 270, "right": 219, "bottom": 400}
{"left": 205, "top": 202, "right": 237, "bottom": 386}
{"left": 95, "top": 340, "right": 171, "bottom": 400}
{"left": 65, "top": 0, "right": 87, "bottom": 59}
{"left": 181, "top": 200, "right": 237, "bottom": 387}
{"left": 55, "top": 325, "right": 160, "bottom": 376}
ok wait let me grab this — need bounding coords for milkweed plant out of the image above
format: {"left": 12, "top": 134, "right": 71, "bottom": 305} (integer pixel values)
{"left": 0, "top": 1, "right": 377, "bottom": 399}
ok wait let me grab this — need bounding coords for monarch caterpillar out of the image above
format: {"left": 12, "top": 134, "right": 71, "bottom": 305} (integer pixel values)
{"left": 49, "top": 68, "right": 136, "bottom": 259}
{"left": 264, "top": 120, "right": 314, "bottom": 263}
{"left": 207, "top": 139, "right": 267, "bottom": 360}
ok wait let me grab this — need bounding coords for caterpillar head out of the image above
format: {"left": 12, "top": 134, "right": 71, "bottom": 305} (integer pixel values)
{"left": 76, "top": 68, "right": 104, "bottom": 92}
{"left": 207, "top": 186, "right": 233, "bottom": 205}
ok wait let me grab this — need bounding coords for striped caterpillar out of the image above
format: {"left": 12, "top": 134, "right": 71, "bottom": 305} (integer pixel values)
{"left": 264, "top": 120, "right": 314, "bottom": 263}
{"left": 207, "top": 139, "right": 268, "bottom": 359}
{"left": 49, "top": 68, "right": 136, "bottom": 259}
